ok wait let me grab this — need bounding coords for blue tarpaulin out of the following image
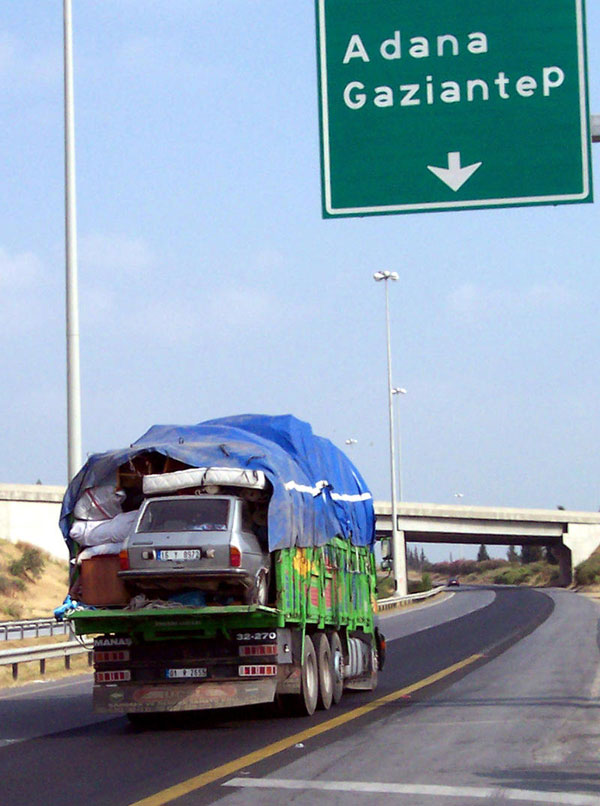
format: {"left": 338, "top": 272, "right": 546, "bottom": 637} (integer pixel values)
{"left": 60, "top": 414, "right": 375, "bottom": 553}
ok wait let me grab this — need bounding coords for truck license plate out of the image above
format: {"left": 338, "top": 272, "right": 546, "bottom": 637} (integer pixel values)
{"left": 157, "top": 550, "right": 202, "bottom": 561}
{"left": 166, "top": 668, "right": 208, "bottom": 679}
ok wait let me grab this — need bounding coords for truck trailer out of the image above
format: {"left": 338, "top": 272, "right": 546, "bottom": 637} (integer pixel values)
{"left": 61, "top": 414, "right": 385, "bottom": 718}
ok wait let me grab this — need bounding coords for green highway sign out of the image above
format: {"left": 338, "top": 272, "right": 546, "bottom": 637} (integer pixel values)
{"left": 316, "top": 0, "right": 593, "bottom": 217}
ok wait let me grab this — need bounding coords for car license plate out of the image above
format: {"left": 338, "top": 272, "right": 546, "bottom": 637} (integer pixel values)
{"left": 166, "top": 668, "right": 207, "bottom": 679}
{"left": 156, "top": 550, "right": 202, "bottom": 561}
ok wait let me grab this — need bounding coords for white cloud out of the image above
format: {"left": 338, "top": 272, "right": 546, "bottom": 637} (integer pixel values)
{"left": 115, "top": 35, "right": 207, "bottom": 83}
{"left": 0, "top": 33, "right": 17, "bottom": 75}
{"left": 0, "top": 246, "right": 44, "bottom": 289}
{"left": 79, "top": 233, "right": 157, "bottom": 278}
{"left": 447, "top": 281, "right": 578, "bottom": 323}
{"left": 0, "top": 246, "right": 58, "bottom": 338}
{"left": 0, "top": 33, "right": 60, "bottom": 90}
{"left": 120, "top": 283, "right": 285, "bottom": 347}
{"left": 254, "top": 248, "right": 285, "bottom": 272}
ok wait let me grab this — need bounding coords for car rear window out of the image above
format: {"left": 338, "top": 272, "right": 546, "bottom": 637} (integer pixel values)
{"left": 137, "top": 499, "right": 230, "bottom": 533}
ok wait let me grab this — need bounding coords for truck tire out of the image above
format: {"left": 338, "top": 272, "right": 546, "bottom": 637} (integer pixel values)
{"left": 314, "top": 632, "right": 333, "bottom": 710}
{"left": 278, "top": 634, "right": 318, "bottom": 716}
{"left": 367, "top": 647, "right": 378, "bottom": 691}
{"left": 329, "top": 631, "right": 344, "bottom": 704}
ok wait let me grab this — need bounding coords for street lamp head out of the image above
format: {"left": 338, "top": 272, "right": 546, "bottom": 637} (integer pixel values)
{"left": 392, "top": 387, "right": 407, "bottom": 396}
{"left": 373, "top": 270, "right": 399, "bottom": 282}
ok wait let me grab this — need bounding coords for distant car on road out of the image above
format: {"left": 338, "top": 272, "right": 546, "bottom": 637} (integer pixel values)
{"left": 447, "top": 577, "right": 460, "bottom": 587}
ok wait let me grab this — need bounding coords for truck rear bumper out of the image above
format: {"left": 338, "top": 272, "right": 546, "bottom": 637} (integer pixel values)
{"left": 94, "top": 679, "right": 277, "bottom": 713}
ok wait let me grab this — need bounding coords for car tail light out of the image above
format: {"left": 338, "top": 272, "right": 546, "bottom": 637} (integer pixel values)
{"left": 230, "top": 546, "right": 242, "bottom": 568}
{"left": 119, "top": 549, "right": 130, "bottom": 571}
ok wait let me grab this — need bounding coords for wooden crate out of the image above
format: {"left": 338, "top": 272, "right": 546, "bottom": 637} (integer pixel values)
{"left": 80, "top": 555, "right": 129, "bottom": 606}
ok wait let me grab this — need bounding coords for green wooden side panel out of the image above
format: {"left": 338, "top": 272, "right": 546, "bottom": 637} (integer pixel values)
{"left": 274, "top": 539, "right": 377, "bottom": 634}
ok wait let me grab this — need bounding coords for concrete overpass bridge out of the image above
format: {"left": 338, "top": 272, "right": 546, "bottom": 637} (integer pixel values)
{"left": 2, "top": 484, "right": 600, "bottom": 587}
{"left": 374, "top": 501, "right": 600, "bottom": 586}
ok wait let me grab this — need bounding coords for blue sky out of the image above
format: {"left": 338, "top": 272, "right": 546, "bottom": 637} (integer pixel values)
{"left": 2, "top": 2, "right": 599, "bottom": 563}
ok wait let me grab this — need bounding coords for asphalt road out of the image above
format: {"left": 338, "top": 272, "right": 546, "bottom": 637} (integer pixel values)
{"left": 1, "top": 586, "right": 598, "bottom": 806}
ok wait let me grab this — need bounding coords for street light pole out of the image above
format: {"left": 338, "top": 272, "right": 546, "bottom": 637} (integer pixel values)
{"left": 392, "top": 387, "right": 407, "bottom": 501}
{"left": 64, "top": 0, "right": 82, "bottom": 481}
{"left": 373, "top": 271, "right": 407, "bottom": 596}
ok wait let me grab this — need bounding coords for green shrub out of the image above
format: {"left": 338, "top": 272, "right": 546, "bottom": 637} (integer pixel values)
{"left": 8, "top": 544, "right": 45, "bottom": 582}
{"left": 0, "top": 574, "right": 17, "bottom": 595}
{"left": 1, "top": 602, "right": 23, "bottom": 619}
{"left": 0, "top": 573, "right": 26, "bottom": 596}
{"left": 575, "top": 553, "right": 600, "bottom": 586}
{"left": 408, "top": 572, "right": 433, "bottom": 593}
{"left": 493, "top": 566, "right": 533, "bottom": 585}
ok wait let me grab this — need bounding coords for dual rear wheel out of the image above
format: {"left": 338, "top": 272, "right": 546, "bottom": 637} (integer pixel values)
{"left": 278, "top": 631, "right": 344, "bottom": 716}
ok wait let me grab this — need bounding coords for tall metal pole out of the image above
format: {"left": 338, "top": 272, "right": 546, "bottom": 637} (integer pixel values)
{"left": 374, "top": 271, "right": 407, "bottom": 596}
{"left": 392, "top": 387, "right": 407, "bottom": 501}
{"left": 64, "top": 0, "right": 82, "bottom": 481}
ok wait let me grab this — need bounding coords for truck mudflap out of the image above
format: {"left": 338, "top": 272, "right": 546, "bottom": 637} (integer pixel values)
{"left": 94, "top": 679, "right": 277, "bottom": 713}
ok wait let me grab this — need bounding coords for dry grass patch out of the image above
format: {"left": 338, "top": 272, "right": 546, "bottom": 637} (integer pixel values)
{"left": 0, "top": 539, "right": 69, "bottom": 620}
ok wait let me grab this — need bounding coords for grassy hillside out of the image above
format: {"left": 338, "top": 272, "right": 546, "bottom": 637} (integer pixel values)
{"left": 426, "top": 558, "right": 560, "bottom": 587}
{"left": 0, "top": 539, "right": 69, "bottom": 620}
{"left": 575, "top": 548, "right": 600, "bottom": 588}
{"left": 379, "top": 559, "right": 561, "bottom": 594}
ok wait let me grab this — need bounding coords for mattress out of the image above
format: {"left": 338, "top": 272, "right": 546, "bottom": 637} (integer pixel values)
{"left": 142, "top": 466, "right": 267, "bottom": 495}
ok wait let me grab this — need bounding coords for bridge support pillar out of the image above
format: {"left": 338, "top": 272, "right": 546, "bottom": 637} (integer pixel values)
{"left": 563, "top": 524, "right": 600, "bottom": 585}
{"left": 551, "top": 543, "right": 572, "bottom": 587}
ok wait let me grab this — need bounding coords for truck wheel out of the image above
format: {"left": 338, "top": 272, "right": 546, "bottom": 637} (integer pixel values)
{"left": 367, "top": 647, "right": 379, "bottom": 691}
{"left": 298, "top": 635, "right": 319, "bottom": 715}
{"left": 278, "top": 634, "right": 318, "bottom": 716}
{"left": 329, "top": 631, "right": 344, "bottom": 704}
{"left": 314, "top": 633, "right": 333, "bottom": 710}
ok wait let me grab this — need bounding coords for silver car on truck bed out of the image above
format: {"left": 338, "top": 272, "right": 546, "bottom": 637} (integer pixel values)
{"left": 118, "top": 495, "right": 270, "bottom": 604}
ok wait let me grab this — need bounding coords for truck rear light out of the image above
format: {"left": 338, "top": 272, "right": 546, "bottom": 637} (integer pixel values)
{"left": 119, "top": 549, "right": 130, "bottom": 571}
{"left": 230, "top": 546, "right": 242, "bottom": 568}
{"left": 94, "top": 650, "right": 130, "bottom": 663}
{"left": 95, "top": 670, "right": 131, "bottom": 683}
{"left": 239, "top": 644, "right": 277, "bottom": 657}
{"left": 238, "top": 665, "right": 277, "bottom": 677}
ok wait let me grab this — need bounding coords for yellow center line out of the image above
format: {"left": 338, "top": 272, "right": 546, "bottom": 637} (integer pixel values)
{"left": 129, "top": 652, "right": 484, "bottom": 806}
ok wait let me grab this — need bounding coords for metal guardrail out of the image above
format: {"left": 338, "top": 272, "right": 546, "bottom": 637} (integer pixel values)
{"left": 0, "top": 618, "right": 68, "bottom": 640}
{"left": 378, "top": 586, "right": 446, "bottom": 611}
{"left": 0, "top": 640, "right": 92, "bottom": 680}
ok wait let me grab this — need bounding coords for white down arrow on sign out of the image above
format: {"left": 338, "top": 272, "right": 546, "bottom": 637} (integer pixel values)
{"left": 427, "top": 152, "right": 482, "bottom": 192}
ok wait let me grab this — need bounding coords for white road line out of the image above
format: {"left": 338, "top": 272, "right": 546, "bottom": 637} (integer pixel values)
{"left": 224, "top": 777, "right": 600, "bottom": 805}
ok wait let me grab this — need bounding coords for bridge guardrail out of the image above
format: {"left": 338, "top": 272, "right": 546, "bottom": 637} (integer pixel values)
{"left": 0, "top": 640, "right": 92, "bottom": 681}
{"left": 378, "top": 586, "right": 446, "bottom": 611}
{"left": 0, "top": 618, "right": 68, "bottom": 640}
